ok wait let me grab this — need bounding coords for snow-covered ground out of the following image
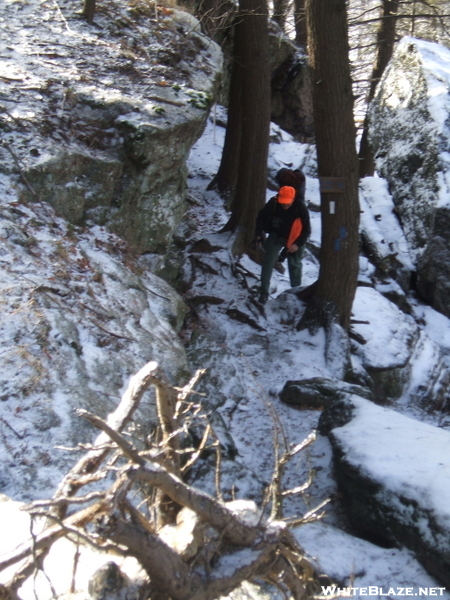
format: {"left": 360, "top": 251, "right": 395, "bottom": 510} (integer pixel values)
{"left": 181, "top": 113, "right": 450, "bottom": 597}
{"left": 1, "top": 0, "right": 450, "bottom": 595}
{"left": 2, "top": 108, "right": 450, "bottom": 599}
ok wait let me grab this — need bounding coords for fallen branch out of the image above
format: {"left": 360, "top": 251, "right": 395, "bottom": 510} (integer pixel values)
{"left": 52, "top": 361, "right": 161, "bottom": 514}
{"left": 0, "top": 362, "right": 324, "bottom": 600}
{"left": 125, "top": 463, "right": 260, "bottom": 547}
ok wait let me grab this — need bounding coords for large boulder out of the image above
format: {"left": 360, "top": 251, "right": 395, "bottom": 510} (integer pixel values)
{"left": 359, "top": 177, "right": 414, "bottom": 292}
{"left": 318, "top": 395, "right": 450, "bottom": 587}
{"left": 351, "top": 287, "right": 418, "bottom": 402}
{"left": 0, "top": 198, "right": 189, "bottom": 500}
{"left": 1, "top": 1, "right": 223, "bottom": 256}
{"left": 270, "top": 46, "right": 314, "bottom": 142}
{"left": 351, "top": 286, "right": 450, "bottom": 409}
{"left": 368, "top": 36, "right": 450, "bottom": 317}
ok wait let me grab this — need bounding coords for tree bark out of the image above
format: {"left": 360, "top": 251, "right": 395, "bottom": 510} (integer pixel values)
{"left": 293, "top": 0, "right": 307, "bottom": 48}
{"left": 300, "top": 0, "right": 360, "bottom": 330}
{"left": 226, "top": 0, "right": 271, "bottom": 252}
{"left": 214, "top": 0, "right": 271, "bottom": 253}
{"left": 358, "top": 0, "right": 399, "bottom": 177}
{"left": 207, "top": 36, "right": 243, "bottom": 202}
{"left": 82, "top": 0, "right": 96, "bottom": 24}
{"left": 272, "top": 0, "right": 290, "bottom": 31}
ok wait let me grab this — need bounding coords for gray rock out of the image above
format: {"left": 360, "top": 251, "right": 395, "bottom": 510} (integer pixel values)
{"left": 359, "top": 178, "right": 413, "bottom": 293}
{"left": 0, "top": 202, "right": 189, "bottom": 499}
{"left": 351, "top": 286, "right": 450, "bottom": 409}
{"left": 351, "top": 287, "right": 418, "bottom": 403}
{"left": 279, "top": 377, "right": 373, "bottom": 409}
{"left": 318, "top": 395, "right": 450, "bottom": 587}
{"left": 271, "top": 47, "right": 314, "bottom": 141}
{"left": 369, "top": 37, "right": 450, "bottom": 317}
{"left": 88, "top": 562, "right": 127, "bottom": 600}
{"left": 16, "top": 10, "right": 223, "bottom": 257}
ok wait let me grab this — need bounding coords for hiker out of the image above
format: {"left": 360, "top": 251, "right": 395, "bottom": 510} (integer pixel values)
{"left": 254, "top": 171, "right": 311, "bottom": 304}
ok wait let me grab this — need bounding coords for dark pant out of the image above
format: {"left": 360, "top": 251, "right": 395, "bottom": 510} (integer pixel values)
{"left": 260, "top": 233, "right": 304, "bottom": 295}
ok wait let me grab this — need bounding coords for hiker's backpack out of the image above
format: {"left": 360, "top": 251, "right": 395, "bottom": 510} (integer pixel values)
{"left": 275, "top": 168, "right": 306, "bottom": 200}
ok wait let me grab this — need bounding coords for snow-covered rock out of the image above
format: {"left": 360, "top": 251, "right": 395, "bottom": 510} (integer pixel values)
{"left": 279, "top": 377, "right": 373, "bottom": 409}
{"left": 351, "top": 287, "right": 418, "bottom": 401}
{"left": 351, "top": 286, "right": 450, "bottom": 408}
{"left": 359, "top": 178, "right": 413, "bottom": 292}
{"left": 318, "top": 395, "right": 450, "bottom": 587}
{"left": 294, "top": 521, "right": 447, "bottom": 596}
{"left": 0, "top": 0, "right": 222, "bottom": 256}
{"left": 0, "top": 197, "right": 188, "bottom": 500}
{"left": 369, "top": 36, "right": 450, "bottom": 317}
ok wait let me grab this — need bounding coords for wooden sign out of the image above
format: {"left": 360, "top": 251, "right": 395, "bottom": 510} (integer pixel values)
{"left": 319, "top": 177, "right": 345, "bottom": 193}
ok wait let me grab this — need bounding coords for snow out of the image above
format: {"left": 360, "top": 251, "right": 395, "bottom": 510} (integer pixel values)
{"left": 1, "top": 4, "right": 450, "bottom": 598}
{"left": 359, "top": 177, "right": 414, "bottom": 272}
{"left": 294, "top": 522, "right": 442, "bottom": 594}
{"left": 182, "top": 115, "right": 450, "bottom": 597}
{"left": 329, "top": 395, "right": 450, "bottom": 531}
{"left": 351, "top": 287, "right": 417, "bottom": 369}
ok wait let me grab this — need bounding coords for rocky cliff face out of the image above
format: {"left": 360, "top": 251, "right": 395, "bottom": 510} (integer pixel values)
{"left": 0, "top": 0, "right": 223, "bottom": 500}
{"left": 1, "top": 0, "right": 222, "bottom": 258}
{"left": 368, "top": 37, "right": 450, "bottom": 317}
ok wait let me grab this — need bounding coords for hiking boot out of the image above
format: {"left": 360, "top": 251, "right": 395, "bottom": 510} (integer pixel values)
{"left": 258, "top": 292, "right": 269, "bottom": 305}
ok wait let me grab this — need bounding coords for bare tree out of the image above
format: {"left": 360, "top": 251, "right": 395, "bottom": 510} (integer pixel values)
{"left": 294, "top": 0, "right": 308, "bottom": 47}
{"left": 298, "top": 0, "right": 360, "bottom": 331}
{"left": 209, "top": 0, "right": 271, "bottom": 254}
{"left": 0, "top": 362, "right": 325, "bottom": 600}
{"left": 82, "top": 0, "right": 96, "bottom": 24}
{"left": 358, "top": 0, "right": 400, "bottom": 177}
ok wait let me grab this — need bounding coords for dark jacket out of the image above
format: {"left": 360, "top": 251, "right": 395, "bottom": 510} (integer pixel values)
{"left": 255, "top": 196, "right": 311, "bottom": 247}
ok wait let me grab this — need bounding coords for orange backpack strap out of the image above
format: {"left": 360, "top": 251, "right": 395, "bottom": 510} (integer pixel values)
{"left": 286, "top": 217, "right": 302, "bottom": 248}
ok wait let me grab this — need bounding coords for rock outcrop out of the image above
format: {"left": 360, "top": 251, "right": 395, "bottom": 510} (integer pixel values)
{"left": 319, "top": 395, "right": 450, "bottom": 587}
{"left": 369, "top": 36, "right": 450, "bottom": 317}
{"left": 0, "top": 0, "right": 223, "bottom": 257}
{"left": 270, "top": 44, "right": 314, "bottom": 142}
{"left": 359, "top": 177, "right": 414, "bottom": 292}
{"left": 192, "top": 0, "right": 314, "bottom": 141}
{"left": 0, "top": 196, "right": 189, "bottom": 500}
{"left": 279, "top": 377, "right": 373, "bottom": 409}
{"left": 351, "top": 286, "right": 450, "bottom": 409}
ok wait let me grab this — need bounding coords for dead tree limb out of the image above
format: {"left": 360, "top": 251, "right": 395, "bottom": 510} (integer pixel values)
{"left": 52, "top": 361, "right": 181, "bottom": 518}
{"left": 125, "top": 464, "right": 259, "bottom": 547}
{"left": 0, "top": 362, "right": 323, "bottom": 600}
{"left": 96, "top": 515, "right": 201, "bottom": 600}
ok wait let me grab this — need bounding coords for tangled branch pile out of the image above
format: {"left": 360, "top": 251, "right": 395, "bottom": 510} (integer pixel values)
{"left": 0, "top": 361, "right": 325, "bottom": 600}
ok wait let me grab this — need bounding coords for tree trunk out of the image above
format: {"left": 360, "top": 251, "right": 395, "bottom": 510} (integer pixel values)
{"left": 222, "top": 0, "right": 271, "bottom": 253}
{"left": 300, "top": 0, "right": 360, "bottom": 330}
{"left": 82, "top": 0, "right": 96, "bottom": 24}
{"left": 293, "top": 0, "right": 307, "bottom": 48}
{"left": 272, "top": 0, "right": 290, "bottom": 31}
{"left": 207, "top": 33, "right": 244, "bottom": 202}
{"left": 358, "top": 0, "right": 399, "bottom": 177}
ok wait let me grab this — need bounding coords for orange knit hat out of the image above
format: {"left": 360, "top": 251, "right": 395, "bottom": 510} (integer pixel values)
{"left": 277, "top": 186, "right": 296, "bottom": 204}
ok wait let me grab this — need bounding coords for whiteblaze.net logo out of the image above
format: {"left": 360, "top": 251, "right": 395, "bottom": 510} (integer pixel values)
{"left": 320, "top": 587, "right": 447, "bottom": 597}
